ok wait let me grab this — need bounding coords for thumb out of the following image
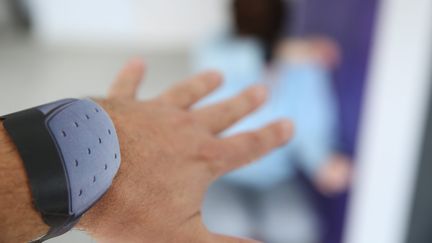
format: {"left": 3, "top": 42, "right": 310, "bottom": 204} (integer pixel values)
{"left": 108, "top": 58, "right": 146, "bottom": 99}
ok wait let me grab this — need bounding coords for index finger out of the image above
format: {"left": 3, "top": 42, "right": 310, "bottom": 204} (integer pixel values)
{"left": 158, "top": 71, "right": 222, "bottom": 109}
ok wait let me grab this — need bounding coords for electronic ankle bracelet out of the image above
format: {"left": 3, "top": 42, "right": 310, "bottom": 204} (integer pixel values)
{"left": 0, "top": 99, "right": 121, "bottom": 242}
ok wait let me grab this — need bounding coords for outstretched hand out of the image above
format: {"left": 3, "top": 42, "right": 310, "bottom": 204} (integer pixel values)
{"left": 79, "top": 59, "right": 294, "bottom": 243}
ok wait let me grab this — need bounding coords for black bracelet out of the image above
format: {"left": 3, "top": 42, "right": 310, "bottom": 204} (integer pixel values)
{"left": 1, "top": 99, "right": 121, "bottom": 242}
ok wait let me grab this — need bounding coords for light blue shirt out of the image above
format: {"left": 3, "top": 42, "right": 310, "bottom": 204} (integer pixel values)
{"left": 193, "top": 38, "right": 336, "bottom": 189}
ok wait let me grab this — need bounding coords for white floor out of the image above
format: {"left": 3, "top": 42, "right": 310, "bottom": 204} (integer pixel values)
{"left": 0, "top": 30, "right": 190, "bottom": 243}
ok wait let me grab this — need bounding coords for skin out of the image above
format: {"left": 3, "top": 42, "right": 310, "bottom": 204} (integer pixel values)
{"left": 276, "top": 37, "right": 341, "bottom": 69}
{"left": 315, "top": 153, "right": 352, "bottom": 196}
{"left": 0, "top": 59, "right": 293, "bottom": 243}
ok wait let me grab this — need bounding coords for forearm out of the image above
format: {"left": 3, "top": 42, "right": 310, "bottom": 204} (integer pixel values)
{"left": 0, "top": 122, "right": 48, "bottom": 243}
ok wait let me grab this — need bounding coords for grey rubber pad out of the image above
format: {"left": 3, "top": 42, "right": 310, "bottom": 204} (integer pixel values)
{"left": 46, "top": 99, "right": 121, "bottom": 215}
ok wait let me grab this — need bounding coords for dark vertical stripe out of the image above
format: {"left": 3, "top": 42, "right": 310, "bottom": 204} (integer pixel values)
{"left": 405, "top": 15, "right": 432, "bottom": 243}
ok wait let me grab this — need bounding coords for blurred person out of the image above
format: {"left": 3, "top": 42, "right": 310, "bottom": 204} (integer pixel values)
{"left": 291, "top": 0, "right": 379, "bottom": 242}
{"left": 6, "top": 0, "right": 32, "bottom": 30}
{"left": 193, "top": 0, "right": 351, "bottom": 242}
{"left": 0, "top": 59, "right": 294, "bottom": 243}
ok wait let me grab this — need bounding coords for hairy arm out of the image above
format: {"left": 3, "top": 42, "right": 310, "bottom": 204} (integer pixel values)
{"left": 0, "top": 123, "right": 48, "bottom": 242}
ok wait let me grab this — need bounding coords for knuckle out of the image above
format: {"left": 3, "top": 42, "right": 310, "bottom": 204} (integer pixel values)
{"left": 197, "top": 142, "right": 221, "bottom": 162}
{"left": 243, "top": 89, "right": 260, "bottom": 106}
{"left": 272, "top": 125, "right": 288, "bottom": 144}
{"left": 151, "top": 98, "right": 168, "bottom": 107}
{"left": 245, "top": 91, "right": 258, "bottom": 104}
{"left": 173, "top": 113, "right": 197, "bottom": 127}
{"left": 247, "top": 132, "right": 264, "bottom": 149}
{"left": 219, "top": 103, "right": 236, "bottom": 117}
{"left": 186, "top": 88, "right": 201, "bottom": 103}
{"left": 185, "top": 81, "right": 206, "bottom": 100}
{"left": 157, "top": 93, "right": 173, "bottom": 105}
{"left": 197, "top": 142, "right": 226, "bottom": 177}
{"left": 203, "top": 70, "right": 222, "bottom": 81}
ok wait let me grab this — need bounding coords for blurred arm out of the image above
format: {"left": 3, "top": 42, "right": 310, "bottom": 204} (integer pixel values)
{"left": 284, "top": 64, "right": 351, "bottom": 195}
{"left": 276, "top": 63, "right": 337, "bottom": 178}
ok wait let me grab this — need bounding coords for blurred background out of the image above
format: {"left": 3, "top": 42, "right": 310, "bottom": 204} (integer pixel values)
{"left": 0, "top": 0, "right": 431, "bottom": 243}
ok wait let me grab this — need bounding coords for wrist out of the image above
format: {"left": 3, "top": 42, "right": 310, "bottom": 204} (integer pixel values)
{"left": 76, "top": 172, "right": 122, "bottom": 236}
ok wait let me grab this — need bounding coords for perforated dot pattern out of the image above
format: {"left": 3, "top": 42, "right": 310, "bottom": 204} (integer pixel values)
{"left": 45, "top": 99, "right": 120, "bottom": 215}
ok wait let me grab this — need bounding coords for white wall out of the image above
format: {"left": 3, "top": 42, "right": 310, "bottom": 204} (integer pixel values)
{"left": 345, "top": 0, "right": 432, "bottom": 242}
{"left": 28, "top": 0, "right": 230, "bottom": 49}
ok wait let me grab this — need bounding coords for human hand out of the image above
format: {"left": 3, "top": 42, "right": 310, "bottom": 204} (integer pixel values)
{"left": 79, "top": 59, "right": 294, "bottom": 243}
{"left": 314, "top": 153, "right": 352, "bottom": 196}
{"left": 307, "top": 37, "right": 341, "bottom": 69}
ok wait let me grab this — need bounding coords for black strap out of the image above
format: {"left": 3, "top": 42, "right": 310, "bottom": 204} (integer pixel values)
{"left": 2, "top": 109, "right": 73, "bottom": 242}
{"left": 31, "top": 218, "right": 80, "bottom": 243}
